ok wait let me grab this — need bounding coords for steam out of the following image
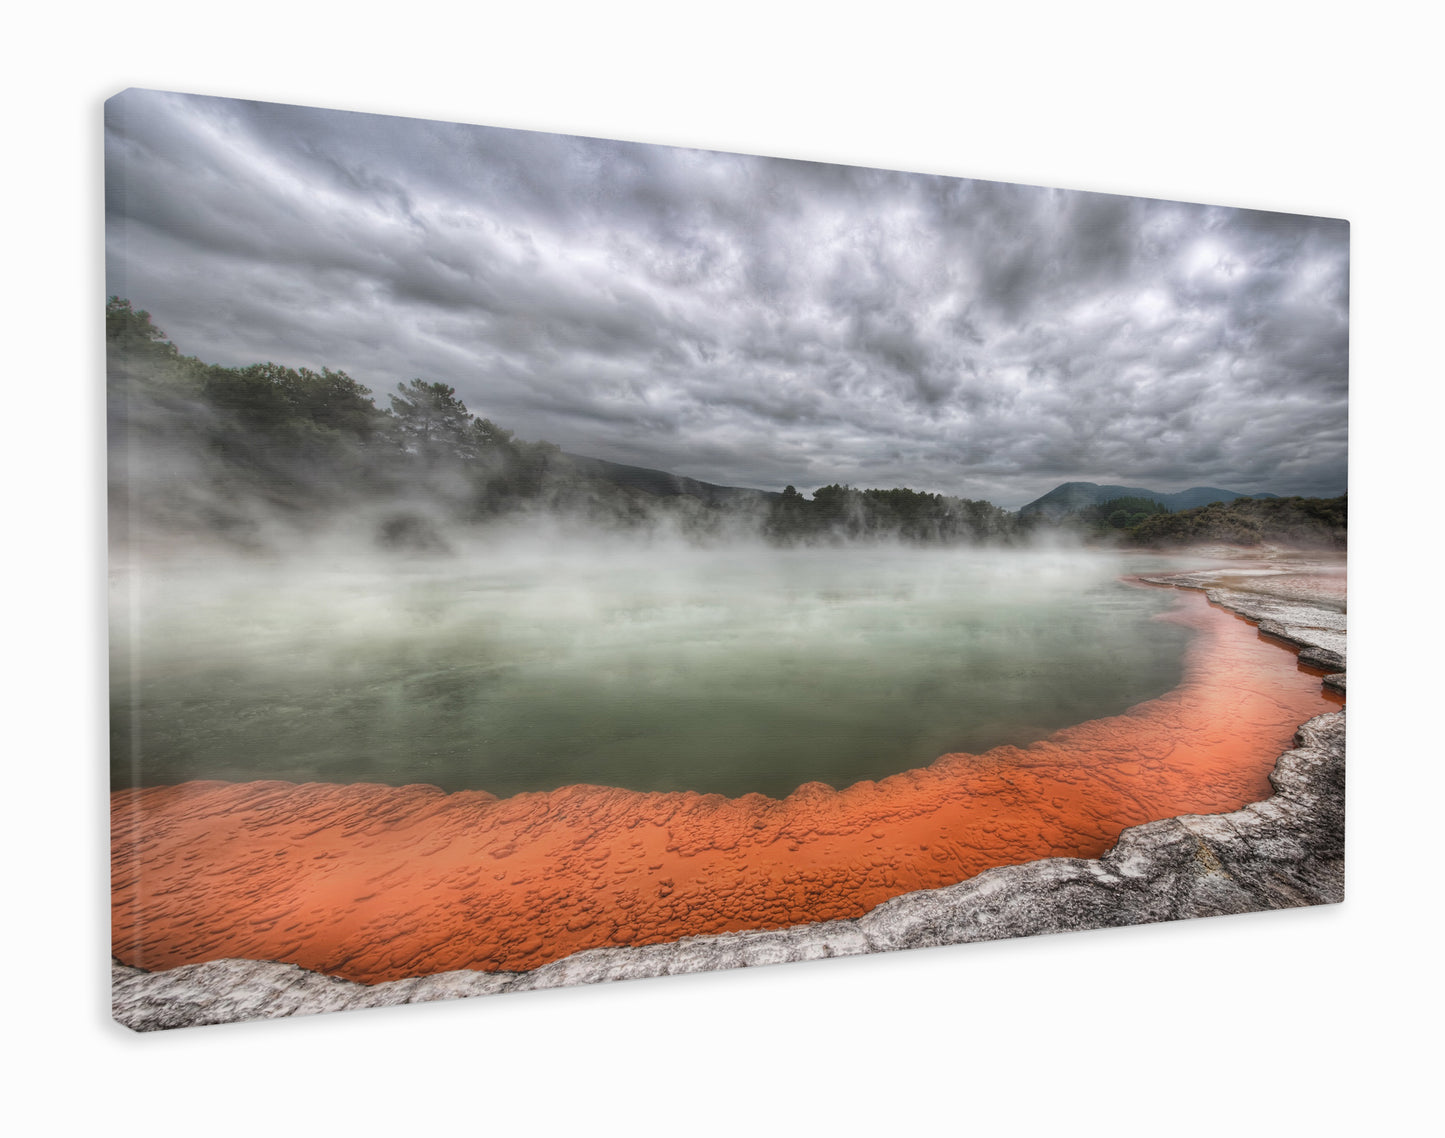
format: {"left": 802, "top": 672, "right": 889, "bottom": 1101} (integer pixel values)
{"left": 110, "top": 537, "right": 1195, "bottom": 797}
{"left": 107, "top": 348, "right": 1051, "bottom": 565}
{"left": 107, "top": 327, "right": 1198, "bottom": 801}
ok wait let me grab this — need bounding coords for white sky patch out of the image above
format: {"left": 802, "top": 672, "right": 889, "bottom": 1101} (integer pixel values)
{"left": 1184, "top": 236, "right": 1241, "bottom": 282}
{"left": 1130, "top": 288, "right": 1173, "bottom": 326}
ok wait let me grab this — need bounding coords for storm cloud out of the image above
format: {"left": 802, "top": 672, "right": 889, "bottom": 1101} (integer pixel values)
{"left": 105, "top": 89, "right": 1348, "bottom": 508}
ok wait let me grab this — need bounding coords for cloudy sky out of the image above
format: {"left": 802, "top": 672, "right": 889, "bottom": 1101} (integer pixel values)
{"left": 105, "top": 88, "right": 1348, "bottom": 509}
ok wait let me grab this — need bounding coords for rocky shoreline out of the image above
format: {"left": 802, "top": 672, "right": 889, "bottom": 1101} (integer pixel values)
{"left": 1137, "top": 558, "right": 1347, "bottom": 691}
{"left": 112, "top": 556, "right": 1347, "bottom": 1031}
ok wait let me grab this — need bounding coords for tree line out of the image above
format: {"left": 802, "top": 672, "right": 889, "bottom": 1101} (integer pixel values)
{"left": 107, "top": 299, "right": 1027, "bottom": 549}
{"left": 107, "top": 297, "right": 1346, "bottom": 552}
{"left": 764, "top": 483, "right": 1018, "bottom": 544}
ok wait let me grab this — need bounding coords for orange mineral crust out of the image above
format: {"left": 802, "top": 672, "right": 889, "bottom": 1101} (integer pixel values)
{"left": 111, "top": 589, "right": 1338, "bottom": 984}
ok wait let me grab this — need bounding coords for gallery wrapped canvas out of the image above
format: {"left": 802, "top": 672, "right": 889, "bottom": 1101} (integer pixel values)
{"left": 107, "top": 89, "right": 1346, "bottom": 1030}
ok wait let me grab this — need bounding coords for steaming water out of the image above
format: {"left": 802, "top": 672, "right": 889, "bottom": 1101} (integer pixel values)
{"left": 110, "top": 544, "right": 1194, "bottom": 799}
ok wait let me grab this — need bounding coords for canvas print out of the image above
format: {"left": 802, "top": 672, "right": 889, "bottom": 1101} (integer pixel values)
{"left": 107, "top": 89, "right": 1347, "bottom": 1031}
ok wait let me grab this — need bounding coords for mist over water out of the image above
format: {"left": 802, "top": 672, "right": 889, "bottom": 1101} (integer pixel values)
{"left": 109, "top": 305, "right": 1205, "bottom": 799}
{"left": 111, "top": 538, "right": 1195, "bottom": 799}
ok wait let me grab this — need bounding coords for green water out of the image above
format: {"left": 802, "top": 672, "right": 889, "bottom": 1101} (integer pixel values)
{"left": 109, "top": 544, "right": 1193, "bottom": 799}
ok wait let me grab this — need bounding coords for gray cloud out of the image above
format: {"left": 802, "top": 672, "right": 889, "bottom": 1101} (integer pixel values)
{"left": 105, "top": 89, "right": 1348, "bottom": 508}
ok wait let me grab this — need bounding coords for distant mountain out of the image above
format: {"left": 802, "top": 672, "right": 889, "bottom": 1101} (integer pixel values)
{"left": 556, "top": 452, "right": 778, "bottom": 507}
{"left": 1018, "top": 481, "right": 1278, "bottom": 519}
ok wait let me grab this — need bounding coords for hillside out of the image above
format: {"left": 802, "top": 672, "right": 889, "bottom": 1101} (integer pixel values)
{"left": 1126, "top": 495, "right": 1347, "bottom": 549}
{"left": 1019, "top": 481, "right": 1279, "bottom": 519}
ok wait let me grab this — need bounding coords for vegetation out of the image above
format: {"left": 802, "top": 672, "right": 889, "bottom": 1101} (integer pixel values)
{"left": 1073, "top": 496, "right": 1173, "bottom": 535}
{"left": 1051, "top": 489, "right": 1345, "bottom": 549}
{"left": 107, "top": 297, "right": 1027, "bottom": 549}
{"left": 1124, "top": 495, "right": 1346, "bottom": 549}
{"left": 766, "top": 483, "right": 1015, "bottom": 545}
{"left": 108, "top": 298, "right": 572, "bottom": 546}
{"left": 107, "top": 298, "right": 1346, "bottom": 552}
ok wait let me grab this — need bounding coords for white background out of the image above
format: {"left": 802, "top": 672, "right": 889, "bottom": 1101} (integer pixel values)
{"left": 5, "top": 2, "right": 1439, "bottom": 1134}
